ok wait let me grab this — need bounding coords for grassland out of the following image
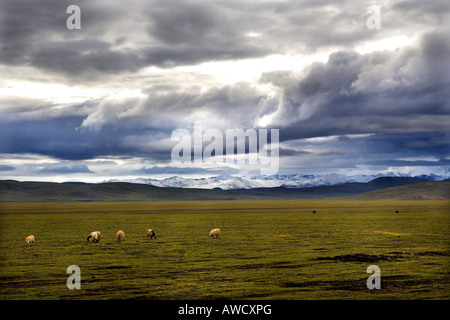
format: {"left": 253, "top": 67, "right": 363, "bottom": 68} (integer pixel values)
{"left": 0, "top": 200, "right": 449, "bottom": 300}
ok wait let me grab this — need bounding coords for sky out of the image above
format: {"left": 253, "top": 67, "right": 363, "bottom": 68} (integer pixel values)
{"left": 0, "top": 0, "right": 449, "bottom": 182}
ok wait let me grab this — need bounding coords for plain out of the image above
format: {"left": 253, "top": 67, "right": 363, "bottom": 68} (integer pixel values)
{"left": 0, "top": 200, "right": 448, "bottom": 299}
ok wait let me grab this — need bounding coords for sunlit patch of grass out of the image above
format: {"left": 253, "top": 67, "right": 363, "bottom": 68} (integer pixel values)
{"left": 373, "top": 231, "right": 410, "bottom": 237}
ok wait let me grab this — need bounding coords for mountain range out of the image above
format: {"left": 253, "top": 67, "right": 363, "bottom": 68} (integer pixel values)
{"left": 104, "top": 172, "right": 450, "bottom": 190}
{"left": 1, "top": 177, "right": 449, "bottom": 202}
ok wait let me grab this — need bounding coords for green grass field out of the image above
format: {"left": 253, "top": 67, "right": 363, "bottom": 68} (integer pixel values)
{"left": 0, "top": 200, "right": 449, "bottom": 300}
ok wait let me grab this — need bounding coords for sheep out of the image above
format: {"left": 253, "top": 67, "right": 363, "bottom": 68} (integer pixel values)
{"left": 87, "top": 231, "right": 101, "bottom": 243}
{"left": 26, "top": 235, "right": 35, "bottom": 245}
{"left": 92, "top": 231, "right": 101, "bottom": 243}
{"left": 116, "top": 230, "right": 125, "bottom": 241}
{"left": 209, "top": 228, "right": 221, "bottom": 239}
{"left": 147, "top": 229, "right": 156, "bottom": 239}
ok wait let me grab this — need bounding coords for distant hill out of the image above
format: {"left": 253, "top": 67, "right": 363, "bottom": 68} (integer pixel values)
{"left": 1, "top": 177, "right": 446, "bottom": 202}
{"left": 345, "top": 181, "right": 450, "bottom": 200}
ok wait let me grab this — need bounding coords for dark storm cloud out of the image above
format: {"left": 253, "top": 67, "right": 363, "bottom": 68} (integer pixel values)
{"left": 4, "top": 0, "right": 447, "bottom": 80}
{"left": 282, "top": 132, "right": 450, "bottom": 174}
{"left": 0, "top": 165, "right": 15, "bottom": 171}
{"left": 0, "top": 115, "right": 99, "bottom": 160}
{"left": 367, "top": 159, "right": 450, "bottom": 167}
{"left": 362, "top": 134, "right": 450, "bottom": 158}
{"left": 0, "top": 115, "right": 175, "bottom": 161}
{"left": 279, "top": 147, "right": 344, "bottom": 157}
{"left": 0, "top": 0, "right": 144, "bottom": 80}
{"left": 1, "top": 0, "right": 274, "bottom": 79}
{"left": 134, "top": 165, "right": 239, "bottom": 175}
{"left": 279, "top": 148, "right": 313, "bottom": 157}
{"left": 28, "top": 39, "right": 143, "bottom": 77}
{"left": 261, "top": 30, "right": 450, "bottom": 143}
{"left": 405, "top": 135, "right": 450, "bottom": 149}
{"left": 39, "top": 163, "right": 93, "bottom": 173}
{"left": 141, "top": 0, "right": 278, "bottom": 66}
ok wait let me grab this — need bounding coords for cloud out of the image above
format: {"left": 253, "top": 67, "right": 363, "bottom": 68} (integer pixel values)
{"left": 0, "top": 165, "right": 14, "bottom": 171}
{"left": 259, "top": 30, "right": 450, "bottom": 142}
{"left": 367, "top": 158, "right": 450, "bottom": 167}
{"left": 39, "top": 163, "right": 93, "bottom": 173}
{"left": 3, "top": 0, "right": 446, "bottom": 81}
{"left": 28, "top": 39, "right": 144, "bottom": 79}
{"left": 279, "top": 147, "right": 344, "bottom": 157}
{"left": 78, "top": 82, "right": 273, "bottom": 132}
{"left": 134, "top": 165, "right": 239, "bottom": 175}
{"left": 1, "top": 0, "right": 273, "bottom": 80}
{"left": 1, "top": 33, "right": 449, "bottom": 171}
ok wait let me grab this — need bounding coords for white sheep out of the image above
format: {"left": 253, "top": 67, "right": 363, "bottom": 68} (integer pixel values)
{"left": 209, "top": 228, "right": 221, "bottom": 239}
{"left": 147, "top": 229, "right": 156, "bottom": 239}
{"left": 116, "top": 230, "right": 125, "bottom": 241}
{"left": 26, "top": 235, "right": 35, "bottom": 245}
{"left": 87, "top": 231, "right": 101, "bottom": 243}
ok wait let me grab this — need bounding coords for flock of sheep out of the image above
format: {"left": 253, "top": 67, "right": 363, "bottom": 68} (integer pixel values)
{"left": 25, "top": 228, "right": 221, "bottom": 245}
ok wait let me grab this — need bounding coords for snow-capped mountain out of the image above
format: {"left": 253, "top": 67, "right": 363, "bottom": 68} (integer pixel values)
{"left": 104, "top": 171, "right": 450, "bottom": 190}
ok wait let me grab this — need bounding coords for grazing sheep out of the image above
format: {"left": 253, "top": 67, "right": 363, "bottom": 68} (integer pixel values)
{"left": 26, "top": 235, "right": 35, "bottom": 245}
{"left": 116, "top": 230, "right": 125, "bottom": 241}
{"left": 209, "top": 228, "right": 221, "bottom": 239}
{"left": 147, "top": 229, "right": 156, "bottom": 239}
{"left": 87, "top": 231, "right": 101, "bottom": 243}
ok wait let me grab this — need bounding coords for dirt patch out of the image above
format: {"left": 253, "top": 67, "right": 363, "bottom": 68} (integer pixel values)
{"left": 316, "top": 251, "right": 449, "bottom": 263}
{"left": 230, "top": 261, "right": 303, "bottom": 270}
{"left": 316, "top": 253, "right": 399, "bottom": 262}
{"left": 416, "top": 251, "right": 449, "bottom": 256}
{"left": 372, "top": 276, "right": 434, "bottom": 294}
{"left": 188, "top": 267, "right": 214, "bottom": 273}
{"left": 281, "top": 275, "right": 432, "bottom": 293}
{"left": 92, "top": 265, "right": 132, "bottom": 270}
{"left": 272, "top": 263, "right": 305, "bottom": 269}
{"left": 0, "top": 278, "right": 62, "bottom": 289}
{"left": 281, "top": 279, "right": 370, "bottom": 291}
